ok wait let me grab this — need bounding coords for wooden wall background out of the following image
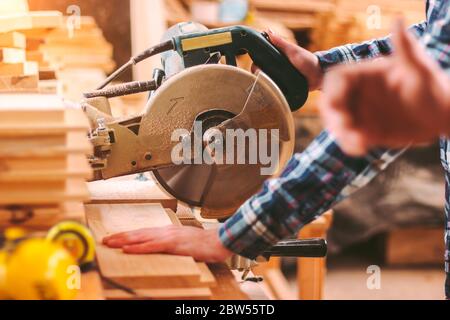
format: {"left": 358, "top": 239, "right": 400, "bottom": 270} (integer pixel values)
{"left": 28, "top": 0, "right": 132, "bottom": 79}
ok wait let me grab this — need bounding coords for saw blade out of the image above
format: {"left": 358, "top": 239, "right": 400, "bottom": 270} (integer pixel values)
{"left": 150, "top": 64, "right": 295, "bottom": 219}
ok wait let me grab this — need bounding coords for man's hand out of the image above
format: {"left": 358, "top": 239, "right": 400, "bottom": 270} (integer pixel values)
{"left": 253, "top": 30, "right": 324, "bottom": 91}
{"left": 319, "top": 21, "right": 450, "bottom": 156}
{"left": 103, "top": 226, "right": 233, "bottom": 263}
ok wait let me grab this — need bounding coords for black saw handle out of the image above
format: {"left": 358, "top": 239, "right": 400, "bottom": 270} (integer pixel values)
{"left": 262, "top": 238, "right": 327, "bottom": 259}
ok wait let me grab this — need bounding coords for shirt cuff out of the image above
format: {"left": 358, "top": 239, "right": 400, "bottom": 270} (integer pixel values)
{"left": 314, "top": 45, "right": 355, "bottom": 72}
{"left": 218, "top": 202, "right": 282, "bottom": 260}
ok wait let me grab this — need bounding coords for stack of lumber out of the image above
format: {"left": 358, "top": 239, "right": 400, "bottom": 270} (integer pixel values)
{"left": 85, "top": 203, "right": 218, "bottom": 299}
{"left": 0, "top": 93, "right": 92, "bottom": 230}
{"left": 0, "top": 0, "right": 63, "bottom": 93}
{"left": 311, "top": 0, "right": 425, "bottom": 51}
{"left": 0, "top": 0, "right": 115, "bottom": 100}
{"left": 250, "top": 0, "right": 336, "bottom": 31}
{"left": 22, "top": 15, "right": 115, "bottom": 100}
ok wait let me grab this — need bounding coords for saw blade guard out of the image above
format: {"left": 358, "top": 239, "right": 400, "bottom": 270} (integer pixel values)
{"left": 148, "top": 64, "right": 295, "bottom": 219}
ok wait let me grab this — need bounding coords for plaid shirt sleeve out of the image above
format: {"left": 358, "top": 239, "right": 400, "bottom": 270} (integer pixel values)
{"left": 219, "top": 131, "right": 403, "bottom": 259}
{"left": 315, "top": 22, "right": 428, "bottom": 70}
{"left": 421, "top": 7, "right": 450, "bottom": 73}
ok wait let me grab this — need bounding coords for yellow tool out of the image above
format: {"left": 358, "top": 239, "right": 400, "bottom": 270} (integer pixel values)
{"left": 0, "top": 222, "right": 95, "bottom": 300}
{"left": 46, "top": 221, "right": 96, "bottom": 270}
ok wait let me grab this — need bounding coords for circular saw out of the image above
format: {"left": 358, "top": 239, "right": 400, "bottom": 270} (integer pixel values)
{"left": 82, "top": 22, "right": 308, "bottom": 219}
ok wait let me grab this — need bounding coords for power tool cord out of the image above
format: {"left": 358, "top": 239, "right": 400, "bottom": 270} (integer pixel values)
{"left": 96, "top": 40, "right": 175, "bottom": 90}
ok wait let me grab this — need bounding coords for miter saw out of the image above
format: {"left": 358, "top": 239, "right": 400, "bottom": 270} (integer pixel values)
{"left": 82, "top": 22, "right": 327, "bottom": 270}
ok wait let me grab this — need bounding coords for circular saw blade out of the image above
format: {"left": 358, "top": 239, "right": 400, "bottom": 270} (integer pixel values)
{"left": 151, "top": 64, "right": 295, "bottom": 219}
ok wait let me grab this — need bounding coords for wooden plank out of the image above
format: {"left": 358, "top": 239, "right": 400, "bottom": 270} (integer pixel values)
{"left": 39, "top": 68, "right": 57, "bottom": 80}
{"left": 104, "top": 287, "right": 211, "bottom": 300}
{"left": 298, "top": 212, "right": 332, "bottom": 300}
{"left": 0, "top": 32, "right": 26, "bottom": 49}
{"left": 0, "top": 48, "right": 26, "bottom": 64}
{"left": 386, "top": 227, "right": 445, "bottom": 266}
{"left": 0, "top": 74, "right": 38, "bottom": 92}
{"left": 261, "top": 268, "right": 295, "bottom": 300}
{"left": 26, "top": 50, "right": 45, "bottom": 63}
{"left": 77, "top": 271, "right": 104, "bottom": 300}
{"left": 0, "top": 178, "right": 89, "bottom": 206}
{"left": 208, "top": 264, "right": 248, "bottom": 300}
{"left": 88, "top": 177, "right": 177, "bottom": 211}
{"left": 251, "top": 0, "right": 335, "bottom": 14}
{"left": 38, "top": 79, "right": 59, "bottom": 94}
{"left": 0, "top": 61, "right": 38, "bottom": 76}
{"left": 0, "top": 108, "right": 90, "bottom": 137}
{"left": 26, "top": 37, "right": 44, "bottom": 51}
{"left": 45, "top": 53, "right": 115, "bottom": 73}
{"left": 41, "top": 42, "right": 113, "bottom": 57}
{"left": 0, "top": 131, "right": 92, "bottom": 158}
{"left": 85, "top": 203, "right": 209, "bottom": 292}
{"left": 0, "top": 14, "right": 32, "bottom": 33}
{"left": 0, "top": 153, "right": 92, "bottom": 182}
{"left": 0, "top": 0, "right": 29, "bottom": 14}
{"left": 28, "top": 11, "right": 63, "bottom": 29}
{"left": 0, "top": 202, "right": 85, "bottom": 230}
{"left": 0, "top": 92, "right": 62, "bottom": 109}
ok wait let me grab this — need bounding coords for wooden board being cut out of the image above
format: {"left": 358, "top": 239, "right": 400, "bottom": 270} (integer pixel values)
{"left": 86, "top": 203, "right": 211, "bottom": 297}
{"left": 88, "top": 176, "right": 177, "bottom": 211}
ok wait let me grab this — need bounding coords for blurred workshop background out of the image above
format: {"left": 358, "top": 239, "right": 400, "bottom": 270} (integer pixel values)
{"left": 25, "top": 0, "right": 444, "bottom": 300}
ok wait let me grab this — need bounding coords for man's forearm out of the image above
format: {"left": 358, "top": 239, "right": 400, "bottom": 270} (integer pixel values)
{"left": 219, "top": 131, "right": 402, "bottom": 259}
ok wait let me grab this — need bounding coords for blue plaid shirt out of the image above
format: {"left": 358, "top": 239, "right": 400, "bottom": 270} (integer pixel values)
{"left": 219, "top": 0, "right": 450, "bottom": 298}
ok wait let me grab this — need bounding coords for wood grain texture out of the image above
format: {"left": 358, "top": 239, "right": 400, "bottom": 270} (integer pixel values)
{"left": 88, "top": 176, "right": 177, "bottom": 211}
{"left": 85, "top": 203, "right": 210, "bottom": 293}
{"left": 104, "top": 287, "right": 211, "bottom": 300}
